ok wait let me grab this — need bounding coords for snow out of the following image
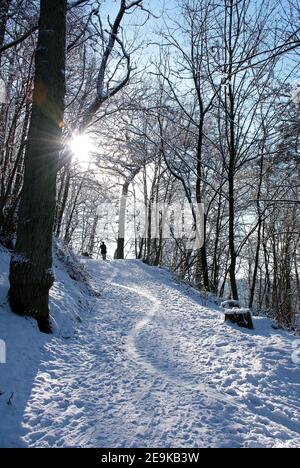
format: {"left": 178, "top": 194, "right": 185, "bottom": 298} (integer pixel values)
{"left": 221, "top": 300, "right": 240, "bottom": 309}
{"left": 225, "top": 308, "right": 251, "bottom": 316}
{"left": 1, "top": 246, "right": 300, "bottom": 448}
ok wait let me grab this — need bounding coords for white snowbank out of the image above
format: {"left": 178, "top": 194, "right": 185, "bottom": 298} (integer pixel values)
{"left": 221, "top": 300, "right": 240, "bottom": 309}
{"left": 292, "top": 83, "right": 300, "bottom": 106}
{"left": 0, "top": 245, "right": 93, "bottom": 446}
{"left": 225, "top": 308, "right": 252, "bottom": 316}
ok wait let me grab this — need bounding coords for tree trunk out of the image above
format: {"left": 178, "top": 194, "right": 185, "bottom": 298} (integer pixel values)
{"left": 212, "top": 186, "right": 223, "bottom": 292}
{"left": 262, "top": 224, "right": 271, "bottom": 310}
{"left": 54, "top": 163, "right": 70, "bottom": 237}
{"left": 228, "top": 165, "right": 238, "bottom": 300}
{"left": 226, "top": 0, "right": 239, "bottom": 301}
{"left": 87, "top": 214, "right": 99, "bottom": 258}
{"left": 0, "top": 0, "right": 9, "bottom": 213}
{"left": 249, "top": 222, "right": 262, "bottom": 309}
{"left": 9, "top": 0, "right": 67, "bottom": 333}
{"left": 115, "top": 180, "right": 129, "bottom": 259}
{"left": 249, "top": 152, "right": 264, "bottom": 309}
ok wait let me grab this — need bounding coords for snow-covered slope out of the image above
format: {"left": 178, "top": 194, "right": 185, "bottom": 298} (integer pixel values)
{"left": 1, "top": 248, "right": 300, "bottom": 448}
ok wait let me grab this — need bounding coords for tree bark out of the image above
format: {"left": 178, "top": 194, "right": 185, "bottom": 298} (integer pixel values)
{"left": 195, "top": 118, "right": 209, "bottom": 290}
{"left": 227, "top": 10, "right": 239, "bottom": 300}
{"left": 0, "top": 0, "right": 10, "bottom": 52}
{"left": 249, "top": 152, "right": 264, "bottom": 309}
{"left": 115, "top": 180, "right": 130, "bottom": 260}
{"left": 54, "top": 163, "right": 70, "bottom": 237}
{"left": 228, "top": 150, "right": 238, "bottom": 300}
{"left": 9, "top": 0, "right": 67, "bottom": 333}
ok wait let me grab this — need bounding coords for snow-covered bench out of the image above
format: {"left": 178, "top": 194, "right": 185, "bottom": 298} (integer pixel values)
{"left": 221, "top": 301, "right": 254, "bottom": 330}
{"left": 221, "top": 300, "right": 240, "bottom": 309}
{"left": 293, "top": 314, "right": 300, "bottom": 332}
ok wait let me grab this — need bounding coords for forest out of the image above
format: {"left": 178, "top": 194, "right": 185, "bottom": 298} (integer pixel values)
{"left": 0, "top": 0, "right": 299, "bottom": 330}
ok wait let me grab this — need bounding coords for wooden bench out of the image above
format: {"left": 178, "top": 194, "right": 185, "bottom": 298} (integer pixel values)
{"left": 221, "top": 301, "right": 254, "bottom": 330}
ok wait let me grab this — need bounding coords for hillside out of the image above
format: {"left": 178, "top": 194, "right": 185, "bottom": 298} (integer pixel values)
{"left": 0, "top": 247, "right": 300, "bottom": 448}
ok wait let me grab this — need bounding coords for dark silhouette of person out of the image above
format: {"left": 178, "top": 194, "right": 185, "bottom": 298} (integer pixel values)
{"left": 100, "top": 241, "right": 107, "bottom": 260}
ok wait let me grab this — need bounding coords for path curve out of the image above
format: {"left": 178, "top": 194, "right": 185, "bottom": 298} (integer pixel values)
{"left": 18, "top": 259, "right": 300, "bottom": 448}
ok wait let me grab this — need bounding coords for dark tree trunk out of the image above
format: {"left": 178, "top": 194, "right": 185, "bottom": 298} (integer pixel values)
{"left": 227, "top": 67, "right": 238, "bottom": 301}
{"left": 195, "top": 119, "right": 209, "bottom": 290}
{"left": 211, "top": 185, "right": 223, "bottom": 292}
{"left": 0, "top": 0, "right": 10, "bottom": 217}
{"left": 64, "top": 168, "right": 88, "bottom": 243}
{"left": 249, "top": 221, "right": 262, "bottom": 309}
{"left": 249, "top": 153, "right": 264, "bottom": 309}
{"left": 262, "top": 224, "right": 271, "bottom": 310}
{"left": 153, "top": 211, "right": 163, "bottom": 266}
{"left": 225, "top": 0, "right": 239, "bottom": 301}
{"left": 87, "top": 214, "right": 99, "bottom": 258}
{"left": 0, "top": 100, "right": 30, "bottom": 242}
{"left": 9, "top": 0, "right": 67, "bottom": 333}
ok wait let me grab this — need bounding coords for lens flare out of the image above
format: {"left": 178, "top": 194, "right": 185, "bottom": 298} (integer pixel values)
{"left": 69, "top": 133, "right": 92, "bottom": 163}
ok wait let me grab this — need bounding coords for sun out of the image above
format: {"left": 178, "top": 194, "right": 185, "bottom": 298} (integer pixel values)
{"left": 69, "top": 133, "right": 93, "bottom": 163}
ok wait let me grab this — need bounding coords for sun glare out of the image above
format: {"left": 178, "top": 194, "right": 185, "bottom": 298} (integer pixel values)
{"left": 69, "top": 133, "right": 92, "bottom": 163}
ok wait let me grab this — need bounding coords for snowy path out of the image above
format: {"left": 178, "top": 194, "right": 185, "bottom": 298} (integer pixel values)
{"left": 1, "top": 255, "right": 300, "bottom": 448}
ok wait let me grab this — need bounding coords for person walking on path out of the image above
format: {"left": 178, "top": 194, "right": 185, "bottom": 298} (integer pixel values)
{"left": 100, "top": 242, "right": 107, "bottom": 260}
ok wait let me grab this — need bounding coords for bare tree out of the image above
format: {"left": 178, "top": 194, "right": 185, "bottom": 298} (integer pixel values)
{"left": 9, "top": 0, "right": 68, "bottom": 332}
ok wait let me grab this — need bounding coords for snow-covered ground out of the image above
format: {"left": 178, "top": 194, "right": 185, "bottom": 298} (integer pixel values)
{"left": 1, "top": 246, "right": 300, "bottom": 448}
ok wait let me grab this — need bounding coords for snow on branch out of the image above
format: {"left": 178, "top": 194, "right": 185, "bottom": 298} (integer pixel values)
{"left": 81, "top": 0, "right": 145, "bottom": 129}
